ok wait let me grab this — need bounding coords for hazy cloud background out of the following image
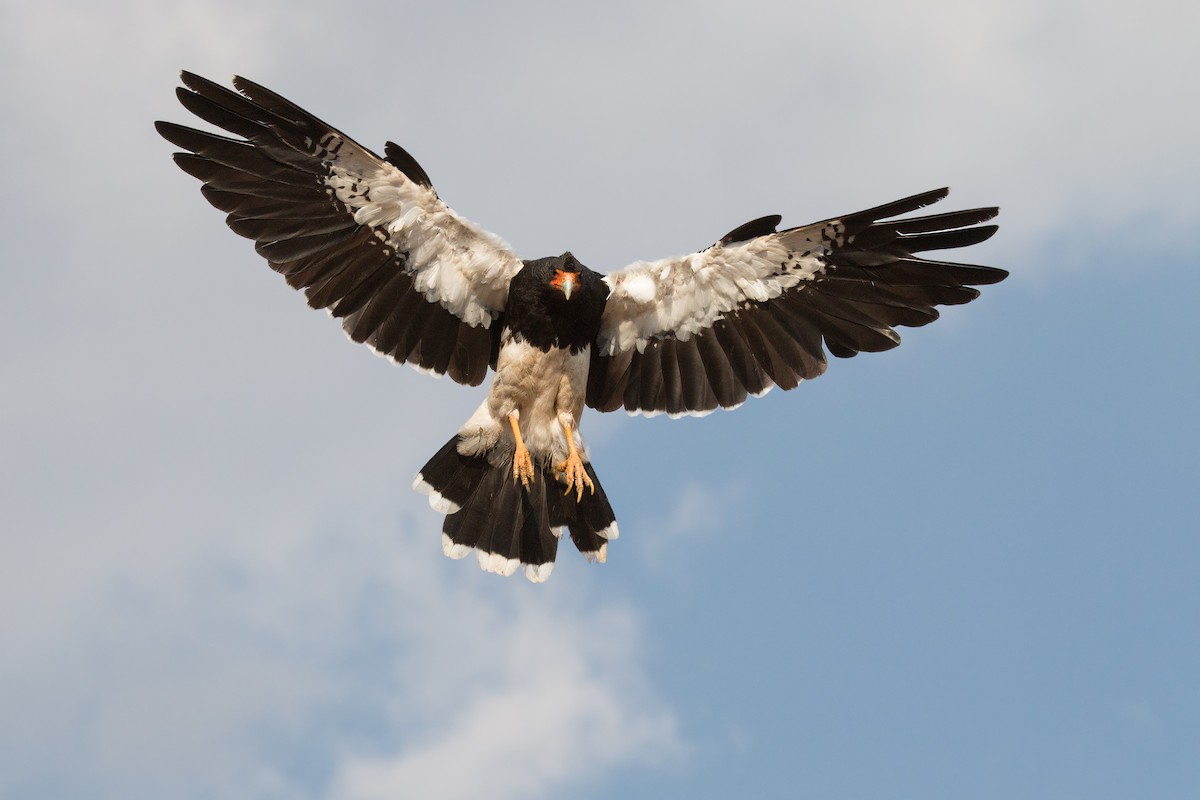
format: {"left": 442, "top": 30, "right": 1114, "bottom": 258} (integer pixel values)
{"left": 1, "top": 1, "right": 1197, "bottom": 798}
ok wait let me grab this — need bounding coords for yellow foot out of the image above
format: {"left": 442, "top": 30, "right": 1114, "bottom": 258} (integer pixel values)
{"left": 513, "top": 442, "right": 535, "bottom": 489}
{"left": 556, "top": 451, "right": 595, "bottom": 502}
{"left": 509, "top": 413, "right": 535, "bottom": 489}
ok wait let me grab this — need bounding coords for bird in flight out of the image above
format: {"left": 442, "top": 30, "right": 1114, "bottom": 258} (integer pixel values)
{"left": 157, "top": 72, "right": 1006, "bottom": 583}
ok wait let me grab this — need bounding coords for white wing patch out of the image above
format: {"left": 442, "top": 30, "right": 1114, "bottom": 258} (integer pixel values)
{"left": 324, "top": 147, "right": 522, "bottom": 328}
{"left": 598, "top": 231, "right": 830, "bottom": 355}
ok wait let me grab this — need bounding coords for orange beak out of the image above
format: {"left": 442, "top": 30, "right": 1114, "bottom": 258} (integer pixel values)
{"left": 551, "top": 269, "right": 578, "bottom": 300}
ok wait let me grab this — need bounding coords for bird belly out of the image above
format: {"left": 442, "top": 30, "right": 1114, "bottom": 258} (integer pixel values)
{"left": 485, "top": 337, "right": 590, "bottom": 463}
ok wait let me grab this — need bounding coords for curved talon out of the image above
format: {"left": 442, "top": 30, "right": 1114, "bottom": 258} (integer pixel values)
{"left": 556, "top": 452, "right": 595, "bottom": 502}
{"left": 513, "top": 445, "right": 535, "bottom": 489}
{"left": 555, "top": 415, "right": 594, "bottom": 502}
{"left": 508, "top": 412, "right": 535, "bottom": 489}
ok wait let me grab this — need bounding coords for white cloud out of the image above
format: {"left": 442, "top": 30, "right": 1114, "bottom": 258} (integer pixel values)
{"left": 329, "top": 590, "right": 679, "bottom": 800}
{"left": 0, "top": 495, "right": 679, "bottom": 800}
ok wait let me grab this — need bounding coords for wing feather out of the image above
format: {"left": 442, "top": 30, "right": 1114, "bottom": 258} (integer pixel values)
{"left": 371, "top": 284, "right": 430, "bottom": 356}
{"left": 712, "top": 317, "right": 772, "bottom": 398}
{"left": 634, "top": 343, "right": 664, "bottom": 413}
{"left": 658, "top": 339, "right": 684, "bottom": 415}
{"left": 227, "top": 212, "right": 351, "bottom": 240}
{"left": 676, "top": 338, "right": 714, "bottom": 412}
{"left": 693, "top": 329, "right": 744, "bottom": 410}
{"left": 765, "top": 299, "right": 827, "bottom": 378}
{"left": 157, "top": 72, "right": 524, "bottom": 386}
{"left": 337, "top": 250, "right": 411, "bottom": 319}
{"left": 589, "top": 189, "right": 1005, "bottom": 416}
{"left": 343, "top": 269, "right": 412, "bottom": 343}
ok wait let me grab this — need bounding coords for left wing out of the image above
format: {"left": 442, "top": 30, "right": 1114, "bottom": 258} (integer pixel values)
{"left": 156, "top": 72, "right": 524, "bottom": 386}
{"left": 588, "top": 188, "right": 1005, "bottom": 417}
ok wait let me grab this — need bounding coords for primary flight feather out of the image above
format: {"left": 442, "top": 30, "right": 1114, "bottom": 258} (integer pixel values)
{"left": 157, "top": 71, "right": 1006, "bottom": 582}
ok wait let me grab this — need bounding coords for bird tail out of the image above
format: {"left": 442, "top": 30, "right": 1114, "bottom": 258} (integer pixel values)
{"left": 413, "top": 434, "right": 618, "bottom": 583}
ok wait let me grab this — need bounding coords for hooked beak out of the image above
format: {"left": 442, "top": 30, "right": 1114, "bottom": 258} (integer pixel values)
{"left": 552, "top": 269, "right": 578, "bottom": 300}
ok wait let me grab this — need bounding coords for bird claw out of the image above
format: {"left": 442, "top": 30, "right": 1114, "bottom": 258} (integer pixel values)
{"left": 556, "top": 452, "right": 595, "bottom": 502}
{"left": 513, "top": 444, "right": 535, "bottom": 489}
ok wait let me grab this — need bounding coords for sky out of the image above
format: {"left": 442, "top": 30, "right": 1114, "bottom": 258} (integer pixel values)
{"left": 1, "top": 1, "right": 1198, "bottom": 798}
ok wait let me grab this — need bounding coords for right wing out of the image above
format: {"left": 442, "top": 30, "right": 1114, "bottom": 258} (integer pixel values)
{"left": 156, "top": 72, "right": 524, "bottom": 386}
{"left": 589, "top": 189, "right": 1006, "bottom": 417}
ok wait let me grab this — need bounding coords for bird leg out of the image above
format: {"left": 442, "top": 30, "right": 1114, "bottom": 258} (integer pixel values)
{"left": 556, "top": 417, "right": 595, "bottom": 502}
{"left": 509, "top": 413, "right": 535, "bottom": 489}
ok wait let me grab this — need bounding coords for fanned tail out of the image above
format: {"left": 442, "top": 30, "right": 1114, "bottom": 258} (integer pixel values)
{"left": 413, "top": 435, "right": 618, "bottom": 583}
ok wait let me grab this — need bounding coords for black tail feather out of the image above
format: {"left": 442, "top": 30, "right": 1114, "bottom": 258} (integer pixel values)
{"left": 413, "top": 435, "right": 491, "bottom": 514}
{"left": 547, "top": 463, "right": 619, "bottom": 563}
{"left": 414, "top": 435, "right": 616, "bottom": 582}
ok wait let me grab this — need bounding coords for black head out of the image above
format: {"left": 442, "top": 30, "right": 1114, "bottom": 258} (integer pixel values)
{"left": 505, "top": 252, "right": 610, "bottom": 352}
{"left": 523, "top": 252, "right": 584, "bottom": 300}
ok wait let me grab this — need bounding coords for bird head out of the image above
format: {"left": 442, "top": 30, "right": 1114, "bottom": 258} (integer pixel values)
{"left": 550, "top": 252, "right": 581, "bottom": 300}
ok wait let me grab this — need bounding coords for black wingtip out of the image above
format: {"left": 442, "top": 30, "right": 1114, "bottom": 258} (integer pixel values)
{"left": 178, "top": 70, "right": 223, "bottom": 94}
{"left": 384, "top": 141, "right": 435, "bottom": 189}
{"left": 968, "top": 264, "right": 1009, "bottom": 284}
{"left": 974, "top": 223, "right": 1000, "bottom": 244}
{"left": 230, "top": 74, "right": 264, "bottom": 96}
{"left": 154, "top": 119, "right": 195, "bottom": 150}
{"left": 180, "top": 71, "right": 260, "bottom": 104}
{"left": 230, "top": 75, "right": 291, "bottom": 108}
{"left": 718, "top": 214, "right": 782, "bottom": 246}
{"left": 851, "top": 187, "right": 951, "bottom": 223}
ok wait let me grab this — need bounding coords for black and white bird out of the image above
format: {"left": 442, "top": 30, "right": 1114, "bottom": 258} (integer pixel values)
{"left": 157, "top": 72, "right": 1007, "bottom": 583}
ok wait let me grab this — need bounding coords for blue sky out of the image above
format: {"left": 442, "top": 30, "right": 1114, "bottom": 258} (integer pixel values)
{"left": 1, "top": 1, "right": 1197, "bottom": 798}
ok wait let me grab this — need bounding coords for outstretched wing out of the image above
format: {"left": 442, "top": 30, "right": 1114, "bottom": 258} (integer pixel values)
{"left": 588, "top": 188, "right": 1005, "bottom": 416}
{"left": 156, "top": 72, "right": 524, "bottom": 386}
